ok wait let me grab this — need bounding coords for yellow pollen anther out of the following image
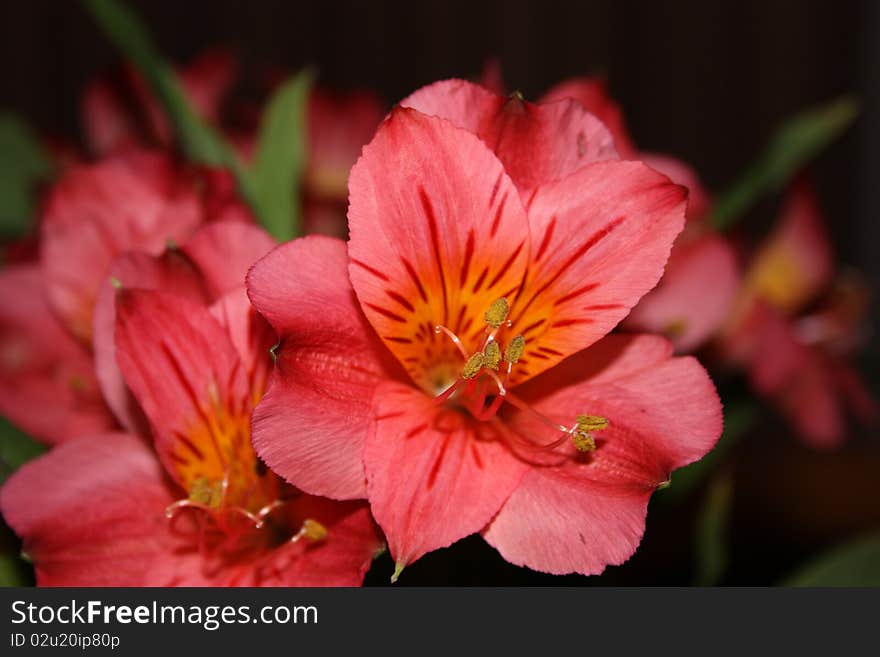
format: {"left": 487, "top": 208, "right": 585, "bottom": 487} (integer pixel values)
{"left": 301, "top": 519, "right": 328, "bottom": 542}
{"left": 188, "top": 476, "right": 223, "bottom": 508}
{"left": 483, "top": 341, "right": 502, "bottom": 370}
{"left": 576, "top": 414, "right": 609, "bottom": 432}
{"left": 572, "top": 431, "right": 597, "bottom": 453}
{"left": 462, "top": 352, "right": 485, "bottom": 379}
{"left": 504, "top": 335, "right": 526, "bottom": 363}
{"left": 485, "top": 298, "right": 510, "bottom": 328}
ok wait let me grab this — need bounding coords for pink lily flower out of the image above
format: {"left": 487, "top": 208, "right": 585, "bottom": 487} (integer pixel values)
{"left": 721, "top": 180, "right": 876, "bottom": 446}
{"left": 543, "top": 77, "right": 739, "bottom": 352}
{"left": 82, "top": 49, "right": 237, "bottom": 157}
{"left": 748, "top": 302, "right": 876, "bottom": 449}
{"left": 1, "top": 223, "right": 380, "bottom": 585}
{"left": 39, "top": 150, "right": 237, "bottom": 346}
{"left": 247, "top": 82, "right": 722, "bottom": 578}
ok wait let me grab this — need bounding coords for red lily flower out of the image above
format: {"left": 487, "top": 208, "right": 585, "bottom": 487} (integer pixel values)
{"left": 82, "top": 49, "right": 237, "bottom": 157}
{"left": 92, "top": 219, "right": 276, "bottom": 435}
{"left": 748, "top": 303, "right": 876, "bottom": 449}
{"left": 247, "top": 85, "right": 722, "bottom": 577}
{"left": 542, "top": 77, "right": 739, "bottom": 352}
{"left": 720, "top": 180, "right": 876, "bottom": 446}
{"left": 1, "top": 228, "right": 381, "bottom": 585}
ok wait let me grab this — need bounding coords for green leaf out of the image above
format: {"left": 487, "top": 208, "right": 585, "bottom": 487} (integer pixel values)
{"left": 710, "top": 96, "right": 858, "bottom": 230}
{"left": 83, "top": 0, "right": 233, "bottom": 167}
{"left": 693, "top": 471, "right": 733, "bottom": 586}
{"left": 782, "top": 531, "right": 880, "bottom": 587}
{"left": 249, "top": 71, "right": 313, "bottom": 241}
{"left": 0, "top": 416, "right": 46, "bottom": 485}
{"left": 662, "top": 401, "right": 757, "bottom": 503}
{"left": 0, "top": 114, "right": 53, "bottom": 238}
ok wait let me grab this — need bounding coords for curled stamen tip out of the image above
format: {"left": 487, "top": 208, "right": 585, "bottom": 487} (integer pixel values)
{"left": 433, "top": 325, "right": 443, "bottom": 334}
{"left": 461, "top": 352, "right": 485, "bottom": 379}
{"left": 504, "top": 334, "right": 526, "bottom": 363}
{"left": 485, "top": 298, "right": 510, "bottom": 328}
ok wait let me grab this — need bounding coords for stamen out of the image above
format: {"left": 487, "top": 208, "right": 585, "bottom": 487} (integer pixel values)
{"left": 484, "top": 369, "right": 507, "bottom": 397}
{"left": 165, "top": 498, "right": 214, "bottom": 519}
{"left": 571, "top": 431, "right": 597, "bottom": 452}
{"left": 302, "top": 519, "right": 328, "bottom": 541}
{"left": 461, "top": 352, "right": 485, "bottom": 379}
{"left": 576, "top": 415, "right": 609, "bottom": 432}
{"left": 504, "top": 334, "right": 526, "bottom": 363}
{"left": 188, "top": 476, "right": 223, "bottom": 508}
{"left": 289, "top": 518, "right": 329, "bottom": 544}
{"left": 434, "top": 324, "right": 469, "bottom": 360}
{"left": 484, "top": 341, "right": 502, "bottom": 370}
{"left": 485, "top": 298, "right": 510, "bottom": 328}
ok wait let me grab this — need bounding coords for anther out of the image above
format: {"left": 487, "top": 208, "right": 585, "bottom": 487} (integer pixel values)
{"left": 484, "top": 341, "right": 502, "bottom": 370}
{"left": 189, "top": 476, "right": 222, "bottom": 508}
{"left": 484, "top": 298, "right": 510, "bottom": 328}
{"left": 570, "top": 415, "right": 607, "bottom": 453}
{"left": 571, "top": 431, "right": 597, "bottom": 452}
{"left": 290, "top": 518, "right": 329, "bottom": 544}
{"left": 576, "top": 415, "right": 609, "bottom": 433}
{"left": 461, "top": 352, "right": 485, "bottom": 379}
{"left": 302, "top": 519, "right": 328, "bottom": 542}
{"left": 504, "top": 334, "right": 526, "bottom": 363}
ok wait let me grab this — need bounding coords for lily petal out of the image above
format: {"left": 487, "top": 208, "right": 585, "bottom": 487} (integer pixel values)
{"left": 540, "top": 76, "right": 636, "bottom": 158}
{"left": 247, "top": 236, "right": 403, "bottom": 500}
{"left": 0, "top": 433, "right": 178, "bottom": 585}
{"left": 348, "top": 107, "right": 531, "bottom": 393}
{"left": 402, "top": 78, "right": 618, "bottom": 195}
{"left": 114, "top": 290, "right": 252, "bottom": 492}
{"left": 484, "top": 334, "right": 722, "bottom": 575}
{"left": 506, "top": 161, "right": 687, "bottom": 383}
{"left": 366, "top": 381, "right": 528, "bottom": 571}
{"left": 0, "top": 265, "right": 113, "bottom": 444}
{"left": 41, "top": 152, "right": 202, "bottom": 343}
{"left": 182, "top": 220, "right": 277, "bottom": 296}
{"left": 93, "top": 249, "right": 209, "bottom": 434}
{"left": 626, "top": 233, "right": 740, "bottom": 352}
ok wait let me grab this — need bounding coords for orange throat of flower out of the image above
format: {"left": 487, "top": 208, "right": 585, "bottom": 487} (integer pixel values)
{"left": 430, "top": 297, "right": 608, "bottom": 455}
{"left": 163, "top": 400, "right": 327, "bottom": 561}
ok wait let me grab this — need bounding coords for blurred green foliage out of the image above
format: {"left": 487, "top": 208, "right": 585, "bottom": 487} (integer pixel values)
{"left": 710, "top": 96, "right": 858, "bottom": 230}
{"left": 693, "top": 472, "right": 733, "bottom": 586}
{"left": 0, "top": 114, "right": 53, "bottom": 239}
{"left": 783, "top": 531, "right": 880, "bottom": 586}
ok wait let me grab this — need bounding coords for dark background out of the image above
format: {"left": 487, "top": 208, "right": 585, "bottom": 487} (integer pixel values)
{"left": 1, "top": 0, "right": 877, "bottom": 585}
